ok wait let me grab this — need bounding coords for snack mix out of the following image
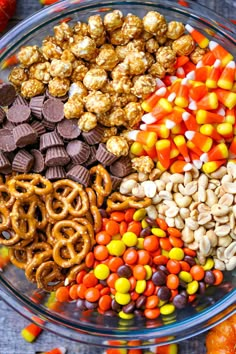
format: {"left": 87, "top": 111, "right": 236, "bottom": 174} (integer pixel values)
{"left": 0, "top": 9, "right": 235, "bottom": 324}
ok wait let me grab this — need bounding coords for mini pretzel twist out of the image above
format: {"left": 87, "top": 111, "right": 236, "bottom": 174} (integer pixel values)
{"left": 0, "top": 229, "right": 21, "bottom": 246}
{"left": 64, "top": 262, "right": 87, "bottom": 286}
{"left": 73, "top": 217, "right": 95, "bottom": 247}
{"left": 53, "top": 232, "right": 91, "bottom": 268}
{"left": 9, "top": 248, "right": 28, "bottom": 270}
{"left": 106, "top": 192, "right": 152, "bottom": 212}
{"left": 85, "top": 187, "right": 102, "bottom": 233}
{"left": 7, "top": 174, "right": 52, "bottom": 200}
{"left": 46, "top": 179, "right": 89, "bottom": 220}
{"left": 90, "top": 164, "right": 112, "bottom": 197}
{"left": 25, "top": 250, "right": 53, "bottom": 283}
{"left": 0, "top": 185, "right": 15, "bottom": 208}
{"left": 36, "top": 261, "right": 65, "bottom": 291}
{"left": 26, "top": 241, "right": 52, "bottom": 264}
{"left": 0, "top": 205, "right": 11, "bottom": 232}
{"left": 52, "top": 220, "right": 87, "bottom": 241}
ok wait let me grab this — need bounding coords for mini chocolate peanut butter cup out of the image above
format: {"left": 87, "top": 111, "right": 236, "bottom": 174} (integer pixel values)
{"left": 13, "top": 123, "right": 38, "bottom": 148}
{"left": 7, "top": 104, "right": 31, "bottom": 124}
{"left": 31, "top": 149, "right": 45, "bottom": 173}
{"left": 12, "top": 95, "right": 29, "bottom": 107}
{"left": 29, "top": 95, "right": 45, "bottom": 119}
{"left": 110, "top": 175, "right": 122, "bottom": 190}
{"left": 0, "top": 152, "right": 11, "bottom": 173}
{"left": 45, "top": 166, "right": 66, "bottom": 180}
{"left": 82, "top": 125, "right": 103, "bottom": 145}
{"left": 66, "top": 165, "right": 90, "bottom": 186}
{"left": 40, "top": 131, "right": 63, "bottom": 151}
{"left": 45, "top": 146, "right": 70, "bottom": 167}
{"left": 42, "top": 98, "right": 64, "bottom": 123}
{"left": 41, "top": 119, "right": 56, "bottom": 131}
{"left": 84, "top": 145, "right": 97, "bottom": 167}
{"left": 57, "top": 119, "right": 81, "bottom": 140}
{"left": 0, "top": 129, "right": 16, "bottom": 152}
{"left": 96, "top": 143, "right": 118, "bottom": 166}
{"left": 110, "top": 156, "right": 133, "bottom": 177}
{"left": 31, "top": 120, "right": 46, "bottom": 136}
{"left": 2, "top": 120, "right": 16, "bottom": 130}
{"left": 12, "top": 149, "right": 34, "bottom": 173}
{"left": 46, "top": 89, "right": 68, "bottom": 102}
{"left": 0, "top": 107, "right": 6, "bottom": 123}
{"left": 66, "top": 140, "right": 90, "bottom": 164}
{"left": 0, "top": 83, "right": 16, "bottom": 107}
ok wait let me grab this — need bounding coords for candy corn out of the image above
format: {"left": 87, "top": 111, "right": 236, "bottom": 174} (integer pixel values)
{"left": 152, "top": 98, "right": 173, "bottom": 120}
{"left": 189, "top": 82, "right": 208, "bottom": 101}
{"left": 185, "top": 131, "right": 213, "bottom": 152}
{"left": 202, "top": 160, "right": 227, "bottom": 173}
{"left": 189, "top": 92, "right": 218, "bottom": 110}
{"left": 174, "top": 78, "right": 189, "bottom": 107}
{"left": 185, "top": 24, "right": 209, "bottom": 48}
{"left": 214, "top": 88, "right": 236, "bottom": 109}
{"left": 209, "top": 41, "right": 234, "bottom": 67}
{"left": 216, "top": 122, "right": 233, "bottom": 139}
{"left": 201, "top": 51, "right": 216, "bottom": 66}
{"left": 36, "top": 348, "right": 67, "bottom": 354}
{"left": 200, "top": 143, "right": 229, "bottom": 162}
{"left": 217, "top": 61, "right": 235, "bottom": 90}
{"left": 173, "top": 135, "right": 190, "bottom": 162}
{"left": 206, "top": 59, "right": 222, "bottom": 89}
{"left": 130, "top": 142, "right": 146, "bottom": 156}
{"left": 199, "top": 124, "right": 223, "bottom": 142}
{"left": 189, "top": 151, "right": 203, "bottom": 169}
{"left": 165, "top": 107, "right": 184, "bottom": 128}
{"left": 128, "top": 131, "right": 157, "bottom": 148}
{"left": 170, "top": 160, "right": 192, "bottom": 173}
{"left": 196, "top": 110, "right": 225, "bottom": 124}
{"left": 182, "top": 111, "right": 199, "bottom": 131}
{"left": 156, "top": 139, "right": 171, "bottom": 169}
{"left": 141, "top": 87, "right": 167, "bottom": 112}
{"left": 229, "top": 136, "right": 236, "bottom": 157}
{"left": 21, "top": 323, "right": 43, "bottom": 342}
{"left": 186, "top": 140, "right": 203, "bottom": 157}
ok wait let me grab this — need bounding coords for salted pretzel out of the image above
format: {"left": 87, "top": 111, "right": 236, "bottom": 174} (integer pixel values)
{"left": 7, "top": 174, "right": 52, "bottom": 200}
{"left": 46, "top": 179, "right": 89, "bottom": 220}
{"left": 64, "top": 262, "right": 87, "bottom": 285}
{"left": 0, "top": 185, "right": 15, "bottom": 208}
{"left": 36, "top": 261, "right": 65, "bottom": 291}
{"left": 85, "top": 187, "right": 102, "bottom": 233}
{"left": 26, "top": 241, "right": 52, "bottom": 264}
{"left": 53, "top": 231, "right": 91, "bottom": 268}
{"left": 90, "top": 165, "right": 112, "bottom": 197}
{"left": 0, "top": 229, "right": 21, "bottom": 246}
{"left": 51, "top": 220, "right": 87, "bottom": 241}
{"left": 25, "top": 250, "right": 53, "bottom": 283}
{"left": 8, "top": 248, "right": 28, "bottom": 269}
{"left": 0, "top": 205, "right": 11, "bottom": 232}
{"left": 73, "top": 217, "right": 95, "bottom": 247}
{"left": 106, "top": 192, "right": 152, "bottom": 212}
{"left": 11, "top": 196, "right": 47, "bottom": 239}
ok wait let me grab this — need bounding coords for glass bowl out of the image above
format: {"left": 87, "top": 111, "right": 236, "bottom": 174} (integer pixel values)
{"left": 0, "top": 0, "right": 236, "bottom": 350}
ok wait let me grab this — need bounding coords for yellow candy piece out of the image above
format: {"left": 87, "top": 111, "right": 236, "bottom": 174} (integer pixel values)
{"left": 133, "top": 208, "right": 147, "bottom": 221}
{"left": 151, "top": 228, "right": 166, "bottom": 237}
{"left": 135, "top": 280, "right": 146, "bottom": 294}
{"left": 115, "top": 278, "right": 130, "bottom": 293}
{"left": 115, "top": 292, "right": 131, "bottom": 305}
{"left": 216, "top": 122, "right": 233, "bottom": 136}
{"left": 202, "top": 258, "right": 214, "bottom": 270}
{"left": 122, "top": 232, "right": 138, "bottom": 247}
{"left": 136, "top": 237, "right": 144, "bottom": 249}
{"left": 169, "top": 247, "right": 184, "bottom": 261}
{"left": 107, "top": 240, "right": 126, "bottom": 256}
{"left": 130, "top": 142, "right": 144, "bottom": 156}
{"left": 144, "top": 265, "right": 152, "bottom": 280}
{"left": 160, "top": 303, "right": 176, "bottom": 315}
{"left": 179, "top": 271, "right": 193, "bottom": 283}
{"left": 118, "top": 311, "right": 134, "bottom": 320}
{"left": 187, "top": 280, "right": 199, "bottom": 295}
{"left": 94, "top": 264, "right": 110, "bottom": 280}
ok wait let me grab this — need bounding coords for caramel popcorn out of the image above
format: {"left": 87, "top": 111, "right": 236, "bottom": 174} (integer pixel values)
{"left": 111, "top": 93, "right": 138, "bottom": 108}
{"left": 106, "top": 136, "right": 129, "bottom": 157}
{"left": 42, "top": 38, "right": 62, "bottom": 60}
{"left": 83, "top": 68, "right": 107, "bottom": 90}
{"left": 21, "top": 79, "right": 45, "bottom": 98}
{"left": 145, "top": 52, "right": 155, "bottom": 68}
{"left": 8, "top": 67, "right": 28, "bottom": 87}
{"left": 48, "top": 77, "right": 70, "bottom": 97}
{"left": 132, "top": 156, "right": 154, "bottom": 173}
{"left": 190, "top": 46, "right": 207, "bottom": 64}
{"left": 111, "top": 62, "right": 130, "bottom": 80}
{"left": 101, "top": 127, "right": 118, "bottom": 143}
{"left": 100, "top": 80, "right": 116, "bottom": 95}
{"left": 143, "top": 11, "right": 167, "bottom": 36}
{"left": 104, "top": 10, "right": 123, "bottom": 32}
{"left": 61, "top": 49, "right": 76, "bottom": 62}
{"left": 94, "top": 34, "right": 106, "bottom": 47}
{"left": 50, "top": 59, "right": 72, "bottom": 78}
{"left": 131, "top": 75, "right": 156, "bottom": 98}
{"left": 18, "top": 45, "right": 42, "bottom": 67}
{"left": 73, "top": 22, "right": 89, "bottom": 36}
{"left": 112, "top": 77, "right": 132, "bottom": 94}
{"left": 78, "top": 112, "right": 97, "bottom": 131}
{"left": 145, "top": 38, "right": 159, "bottom": 53}
{"left": 68, "top": 82, "right": 88, "bottom": 99}
{"left": 172, "top": 34, "right": 195, "bottom": 56}
{"left": 166, "top": 21, "right": 185, "bottom": 40}
{"left": 98, "top": 108, "right": 126, "bottom": 127}
{"left": 156, "top": 46, "right": 176, "bottom": 70}
{"left": 141, "top": 30, "right": 154, "bottom": 41}
{"left": 96, "top": 48, "right": 119, "bottom": 71}
{"left": 85, "top": 91, "right": 111, "bottom": 114}
{"left": 54, "top": 22, "right": 73, "bottom": 42}
{"left": 115, "top": 45, "right": 130, "bottom": 61}
{"left": 71, "top": 61, "right": 89, "bottom": 82}
{"left": 124, "top": 102, "right": 143, "bottom": 127}
{"left": 29, "top": 62, "right": 51, "bottom": 83}
{"left": 88, "top": 15, "right": 105, "bottom": 39}
{"left": 109, "top": 28, "right": 130, "bottom": 46}
{"left": 127, "top": 39, "right": 145, "bottom": 52}
{"left": 71, "top": 36, "right": 97, "bottom": 61}
{"left": 122, "top": 14, "right": 143, "bottom": 39}
{"left": 148, "top": 62, "right": 165, "bottom": 78}
{"left": 124, "top": 51, "right": 149, "bottom": 76}
{"left": 64, "top": 93, "right": 84, "bottom": 119}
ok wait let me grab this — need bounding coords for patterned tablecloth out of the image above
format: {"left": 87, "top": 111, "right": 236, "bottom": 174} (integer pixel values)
{"left": 0, "top": 1, "right": 235, "bottom": 354}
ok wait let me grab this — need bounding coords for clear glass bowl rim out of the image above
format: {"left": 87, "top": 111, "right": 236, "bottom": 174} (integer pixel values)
{"left": 0, "top": 0, "right": 236, "bottom": 348}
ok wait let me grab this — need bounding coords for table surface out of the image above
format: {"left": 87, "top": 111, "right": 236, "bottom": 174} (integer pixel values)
{"left": 0, "top": 1, "right": 235, "bottom": 354}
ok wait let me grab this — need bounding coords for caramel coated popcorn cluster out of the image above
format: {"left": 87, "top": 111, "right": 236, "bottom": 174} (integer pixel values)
{"left": 9, "top": 10, "right": 199, "bottom": 156}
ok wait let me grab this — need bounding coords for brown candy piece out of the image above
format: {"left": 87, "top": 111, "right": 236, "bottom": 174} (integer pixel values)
{"left": 57, "top": 119, "right": 81, "bottom": 140}
{"left": 96, "top": 143, "right": 118, "bottom": 166}
{"left": 45, "top": 166, "right": 66, "bottom": 180}
{"left": 84, "top": 145, "right": 97, "bottom": 167}
{"left": 12, "top": 95, "right": 29, "bottom": 107}
{"left": 110, "top": 175, "right": 122, "bottom": 190}
{"left": 41, "top": 119, "right": 56, "bottom": 131}
{"left": 66, "top": 140, "right": 90, "bottom": 164}
{"left": 31, "top": 149, "right": 45, "bottom": 173}
{"left": 29, "top": 95, "right": 45, "bottom": 120}
{"left": 110, "top": 156, "right": 133, "bottom": 177}
{"left": 42, "top": 98, "right": 64, "bottom": 123}
{"left": 82, "top": 125, "right": 103, "bottom": 145}
{"left": 12, "top": 123, "right": 37, "bottom": 147}
{"left": 7, "top": 104, "right": 31, "bottom": 124}
{"left": 0, "top": 151, "right": 11, "bottom": 173}
{"left": 45, "top": 146, "right": 70, "bottom": 166}
{"left": 0, "top": 83, "right": 16, "bottom": 106}
{"left": 0, "top": 107, "right": 6, "bottom": 123}
{"left": 0, "top": 129, "right": 16, "bottom": 152}
{"left": 12, "top": 149, "right": 34, "bottom": 173}
{"left": 31, "top": 120, "right": 46, "bottom": 136}
{"left": 40, "top": 131, "right": 63, "bottom": 151}
{"left": 66, "top": 165, "right": 90, "bottom": 187}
